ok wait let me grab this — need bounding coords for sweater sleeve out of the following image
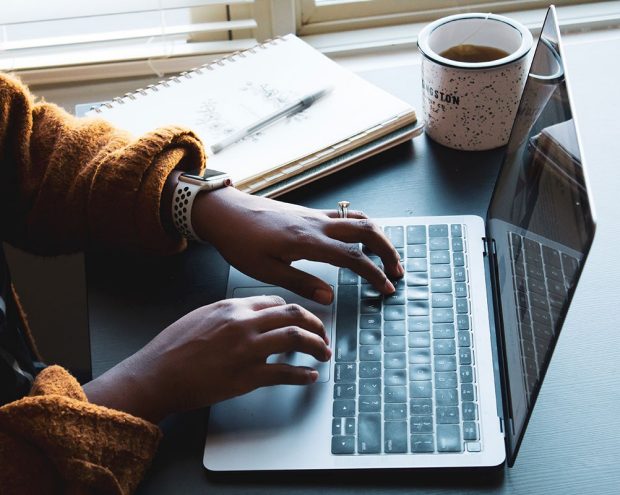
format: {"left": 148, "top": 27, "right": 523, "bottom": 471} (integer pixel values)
{"left": 0, "top": 72, "right": 206, "bottom": 255}
{"left": 0, "top": 365, "right": 162, "bottom": 495}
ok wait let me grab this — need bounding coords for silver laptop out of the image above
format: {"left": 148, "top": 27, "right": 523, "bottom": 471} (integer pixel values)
{"left": 204, "top": 6, "right": 596, "bottom": 471}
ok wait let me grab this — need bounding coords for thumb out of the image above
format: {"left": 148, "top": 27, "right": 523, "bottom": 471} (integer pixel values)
{"left": 261, "top": 259, "right": 334, "bottom": 305}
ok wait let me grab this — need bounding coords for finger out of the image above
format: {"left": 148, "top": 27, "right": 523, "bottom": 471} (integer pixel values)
{"left": 230, "top": 294, "right": 287, "bottom": 311}
{"left": 287, "top": 236, "right": 396, "bottom": 295}
{"left": 257, "top": 363, "right": 319, "bottom": 387}
{"left": 253, "top": 301, "right": 328, "bottom": 344}
{"left": 324, "top": 218, "right": 403, "bottom": 279}
{"left": 254, "top": 326, "right": 331, "bottom": 362}
{"left": 252, "top": 258, "right": 335, "bottom": 306}
{"left": 323, "top": 209, "right": 368, "bottom": 220}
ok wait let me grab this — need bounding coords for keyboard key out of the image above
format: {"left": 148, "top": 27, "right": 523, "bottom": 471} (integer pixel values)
{"left": 456, "top": 315, "right": 469, "bottom": 330}
{"left": 409, "top": 364, "right": 432, "bottom": 381}
{"left": 411, "top": 434, "right": 435, "bottom": 452}
{"left": 430, "top": 265, "right": 452, "bottom": 279}
{"left": 360, "top": 329, "right": 381, "bottom": 345}
{"left": 345, "top": 418, "right": 356, "bottom": 435}
{"left": 335, "top": 285, "right": 358, "bottom": 361}
{"left": 332, "top": 418, "right": 343, "bottom": 435}
{"left": 460, "top": 366, "right": 474, "bottom": 383}
{"left": 332, "top": 435, "right": 355, "bottom": 454}
{"left": 462, "top": 402, "right": 478, "bottom": 420}
{"left": 436, "top": 388, "right": 458, "bottom": 406}
{"left": 433, "top": 324, "right": 455, "bottom": 339}
{"left": 359, "top": 362, "right": 381, "bottom": 378}
{"left": 334, "top": 383, "right": 356, "bottom": 399}
{"left": 542, "top": 245, "right": 562, "bottom": 268}
{"left": 453, "top": 252, "right": 465, "bottom": 266}
{"left": 360, "top": 298, "right": 381, "bottom": 314}
{"left": 384, "top": 336, "right": 406, "bottom": 352}
{"left": 408, "top": 286, "right": 429, "bottom": 300}
{"left": 431, "top": 279, "right": 452, "bottom": 293}
{"left": 335, "top": 363, "right": 357, "bottom": 382}
{"left": 434, "top": 355, "right": 457, "bottom": 372}
{"left": 463, "top": 422, "right": 479, "bottom": 441}
{"left": 385, "top": 226, "right": 405, "bottom": 248}
{"left": 430, "top": 237, "right": 449, "bottom": 250}
{"left": 407, "top": 225, "right": 427, "bottom": 244}
{"left": 407, "top": 300, "right": 430, "bottom": 316}
{"left": 410, "top": 398, "right": 432, "bottom": 415}
{"left": 384, "top": 306, "right": 406, "bottom": 321}
{"left": 451, "top": 224, "right": 462, "bottom": 237}
{"left": 385, "top": 386, "right": 407, "bottom": 403}
{"left": 429, "top": 224, "right": 449, "bottom": 237}
{"left": 409, "top": 332, "right": 430, "bottom": 348}
{"left": 360, "top": 315, "right": 381, "bottom": 328}
{"left": 359, "top": 378, "right": 381, "bottom": 395}
{"left": 430, "top": 251, "right": 450, "bottom": 264}
{"left": 455, "top": 283, "right": 468, "bottom": 298}
{"left": 384, "top": 353, "right": 407, "bottom": 369}
{"left": 458, "top": 331, "right": 471, "bottom": 347}
{"left": 384, "top": 320, "right": 406, "bottom": 336}
{"left": 358, "top": 413, "right": 381, "bottom": 453}
{"left": 436, "top": 425, "right": 462, "bottom": 452}
{"left": 385, "top": 403, "right": 407, "bottom": 420}
{"left": 406, "top": 272, "right": 429, "bottom": 286}
{"left": 407, "top": 258, "right": 427, "bottom": 272}
{"left": 359, "top": 397, "right": 381, "bottom": 412}
{"left": 385, "top": 369, "right": 407, "bottom": 386}
{"left": 461, "top": 384, "right": 475, "bottom": 402}
{"left": 452, "top": 237, "right": 464, "bottom": 252}
{"left": 408, "top": 348, "right": 431, "bottom": 364}
{"left": 385, "top": 422, "right": 408, "bottom": 453}
{"left": 434, "top": 339, "right": 456, "bottom": 355}
{"left": 453, "top": 266, "right": 466, "bottom": 282}
{"left": 432, "top": 308, "right": 454, "bottom": 323}
{"left": 333, "top": 400, "right": 356, "bottom": 417}
{"left": 408, "top": 244, "right": 427, "bottom": 258}
{"left": 456, "top": 298, "right": 468, "bottom": 314}
{"left": 361, "top": 285, "right": 381, "bottom": 298}
{"left": 338, "top": 268, "right": 359, "bottom": 285}
{"left": 458, "top": 348, "right": 472, "bottom": 365}
{"left": 410, "top": 381, "right": 432, "bottom": 398}
{"left": 408, "top": 316, "right": 430, "bottom": 332}
{"left": 435, "top": 406, "right": 461, "bottom": 425}
{"left": 384, "top": 291, "right": 406, "bottom": 305}
{"left": 360, "top": 345, "right": 381, "bottom": 361}
{"left": 435, "top": 372, "right": 457, "bottom": 388}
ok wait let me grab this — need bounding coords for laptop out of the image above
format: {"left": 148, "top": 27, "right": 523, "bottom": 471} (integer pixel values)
{"left": 203, "top": 6, "right": 596, "bottom": 471}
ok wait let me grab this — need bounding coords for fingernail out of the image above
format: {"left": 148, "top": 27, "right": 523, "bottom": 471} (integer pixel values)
{"left": 324, "top": 347, "right": 332, "bottom": 361}
{"left": 397, "top": 263, "right": 405, "bottom": 276}
{"left": 313, "top": 288, "right": 333, "bottom": 305}
{"left": 308, "top": 370, "right": 319, "bottom": 383}
{"left": 384, "top": 279, "right": 395, "bottom": 293}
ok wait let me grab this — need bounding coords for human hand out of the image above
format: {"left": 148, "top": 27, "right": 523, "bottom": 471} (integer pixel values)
{"left": 191, "top": 186, "right": 404, "bottom": 304}
{"left": 84, "top": 295, "right": 330, "bottom": 423}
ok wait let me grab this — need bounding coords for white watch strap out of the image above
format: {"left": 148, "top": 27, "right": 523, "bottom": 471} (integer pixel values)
{"left": 172, "top": 180, "right": 204, "bottom": 241}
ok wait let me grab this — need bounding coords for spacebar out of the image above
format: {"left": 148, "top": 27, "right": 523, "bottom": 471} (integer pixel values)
{"left": 335, "top": 285, "right": 358, "bottom": 362}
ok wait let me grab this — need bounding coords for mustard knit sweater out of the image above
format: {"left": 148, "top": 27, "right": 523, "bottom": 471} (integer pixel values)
{"left": 0, "top": 73, "right": 206, "bottom": 494}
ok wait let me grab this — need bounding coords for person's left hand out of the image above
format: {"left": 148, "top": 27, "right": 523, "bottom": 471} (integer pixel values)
{"left": 191, "top": 186, "right": 404, "bottom": 305}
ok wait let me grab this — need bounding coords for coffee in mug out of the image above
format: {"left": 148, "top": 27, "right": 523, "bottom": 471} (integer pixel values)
{"left": 418, "top": 13, "right": 533, "bottom": 151}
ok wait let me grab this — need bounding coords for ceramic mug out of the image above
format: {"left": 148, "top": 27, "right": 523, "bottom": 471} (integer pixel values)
{"left": 418, "top": 13, "right": 533, "bottom": 150}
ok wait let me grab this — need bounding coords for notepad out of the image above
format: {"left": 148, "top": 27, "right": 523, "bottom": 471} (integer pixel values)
{"left": 87, "top": 34, "right": 420, "bottom": 196}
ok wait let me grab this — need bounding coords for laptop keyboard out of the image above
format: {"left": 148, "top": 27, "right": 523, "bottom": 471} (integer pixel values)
{"left": 509, "top": 232, "right": 579, "bottom": 399}
{"left": 331, "top": 223, "right": 481, "bottom": 455}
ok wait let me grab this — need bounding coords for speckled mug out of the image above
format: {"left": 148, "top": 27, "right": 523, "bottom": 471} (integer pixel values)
{"left": 418, "top": 13, "right": 533, "bottom": 150}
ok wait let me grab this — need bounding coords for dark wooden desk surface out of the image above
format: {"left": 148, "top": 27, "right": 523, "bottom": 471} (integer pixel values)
{"left": 87, "top": 34, "right": 620, "bottom": 495}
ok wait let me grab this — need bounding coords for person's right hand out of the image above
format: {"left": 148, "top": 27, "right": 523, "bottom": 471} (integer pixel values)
{"left": 83, "top": 295, "right": 330, "bottom": 423}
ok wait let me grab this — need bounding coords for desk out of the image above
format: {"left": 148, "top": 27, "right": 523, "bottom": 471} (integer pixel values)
{"left": 87, "top": 32, "right": 620, "bottom": 494}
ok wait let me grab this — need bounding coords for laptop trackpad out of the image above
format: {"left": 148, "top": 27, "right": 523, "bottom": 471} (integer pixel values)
{"left": 231, "top": 286, "right": 333, "bottom": 383}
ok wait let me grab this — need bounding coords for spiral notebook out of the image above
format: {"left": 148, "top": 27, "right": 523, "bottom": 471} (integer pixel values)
{"left": 86, "top": 34, "right": 420, "bottom": 197}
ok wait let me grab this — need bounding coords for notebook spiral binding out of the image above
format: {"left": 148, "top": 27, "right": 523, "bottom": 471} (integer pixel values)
{"left": 91, "top": 36, "right": 287, "bottom": 113}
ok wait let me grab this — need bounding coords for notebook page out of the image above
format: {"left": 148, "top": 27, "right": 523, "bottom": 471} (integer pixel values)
{"left": 88, "top": 35, "right": 414, "bottom": 185}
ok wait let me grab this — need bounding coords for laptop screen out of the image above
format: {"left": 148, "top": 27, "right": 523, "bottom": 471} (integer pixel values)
{"left": 486, "top": 7, "right": 595, "bottom": 465}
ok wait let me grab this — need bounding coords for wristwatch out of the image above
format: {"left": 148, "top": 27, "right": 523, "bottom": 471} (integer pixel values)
{"left": 172, "top": 169, "right": 232, "bottom": 241}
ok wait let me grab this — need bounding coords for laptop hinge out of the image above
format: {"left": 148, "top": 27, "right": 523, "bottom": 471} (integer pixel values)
{"left": 482, "top": 237, "right": 496, "bottom": 257}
